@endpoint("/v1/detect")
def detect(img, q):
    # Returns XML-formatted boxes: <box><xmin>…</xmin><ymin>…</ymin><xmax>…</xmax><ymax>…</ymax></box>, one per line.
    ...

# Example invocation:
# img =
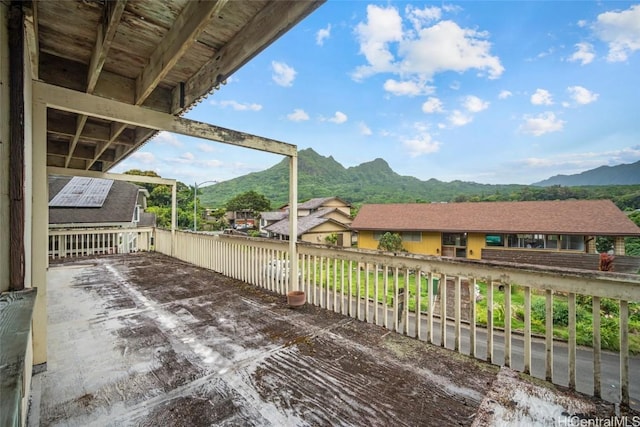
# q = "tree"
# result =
<box><xmin>225</xmin><ymin>191</ymin><xmax>271</xmax><ymax>216</ymax></box>
<box><xmin>377</xmin><ymin>232</ymin><xmax>403</xmax><ymax>252</ymax></box>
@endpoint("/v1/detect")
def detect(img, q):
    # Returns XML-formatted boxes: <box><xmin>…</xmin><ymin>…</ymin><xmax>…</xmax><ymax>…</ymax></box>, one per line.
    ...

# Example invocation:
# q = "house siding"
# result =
<box><xmin>467</xmin><ymin>233</ymin><xmax>485</xmax><ymax>260</ymax></box>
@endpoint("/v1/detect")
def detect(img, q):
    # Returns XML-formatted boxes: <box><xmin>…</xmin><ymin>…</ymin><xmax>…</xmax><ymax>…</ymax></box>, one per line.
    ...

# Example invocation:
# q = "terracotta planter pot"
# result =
<box><xmin>287</xmin><ymin>290</ymin><xmax>306</xmax><ymax>308</ymax></box>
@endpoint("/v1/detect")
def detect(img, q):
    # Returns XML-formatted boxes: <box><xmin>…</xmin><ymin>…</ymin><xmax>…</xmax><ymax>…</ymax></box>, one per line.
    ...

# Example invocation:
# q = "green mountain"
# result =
<box><xmin>533</xmin><ymin>161</ymin><xmax>640</xmax><ymax>186</ymax></box>
<box><xmin>199</xmin><ymin>148</ymin><xmax>525</xmax><ymax>208</ymax></box>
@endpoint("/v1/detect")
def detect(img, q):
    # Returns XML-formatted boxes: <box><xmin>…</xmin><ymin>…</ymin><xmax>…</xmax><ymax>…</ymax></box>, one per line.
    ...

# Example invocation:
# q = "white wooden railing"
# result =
<box><xmin>48</xmin><ymin>227</ymin><xmax>153</xmax><ymax>259</ymax></box>
<box><xmin>161</xmin><ymin>229</ymin><xmax>640</xmax><ymax>407</ymax></box>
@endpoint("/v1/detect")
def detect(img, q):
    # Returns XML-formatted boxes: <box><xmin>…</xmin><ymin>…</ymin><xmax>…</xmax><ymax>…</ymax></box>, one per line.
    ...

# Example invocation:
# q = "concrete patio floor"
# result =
<box><xmin>28</xmin><ymin>252</ymin><xmax>633</xmax><ymax>426</ymax></box>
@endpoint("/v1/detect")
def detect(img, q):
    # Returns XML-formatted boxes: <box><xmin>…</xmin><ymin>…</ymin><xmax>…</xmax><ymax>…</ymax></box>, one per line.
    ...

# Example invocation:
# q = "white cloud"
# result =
<box><xmin>567</xmin><ymin>86</ymin><xmax>599</xmax><ymax>105</ymax></box>
<box><xmin>316</xmin><ymin>24</ymin><xmax>331</xmax><ymax>46</ymax></box>
<box><xmin>383</xmin><ymin>79</ymin><xmax>434</xmax><ymax>96</ymax></box>
<box><xmin>353</xmin><ymin>6</ymin><xmax>503</xmax><ymax>81</ymax></box>
<box><xmin>272</xmin><ymin>61</ymin><xmax>297</xmax><ymax>87</ymax></box>
<box><xmin>448</xmin><ymin>110</ymin><xmax>473</xmax><ymax>127</ymax></box>
<box><xmin>131</xmin><ymin>151</ymin><xmax>156</xmax><ymax>164</ymax></box>
<box><xmin>398</xmin><ymin>20</ymin><xmax>504</xmax><ymax>79</ymax></box>
<box><xmin>463</xmin><ymin>95</ymin><xmax>489</xmax><ymax>113</ymax></box>
<box><xmin>287</xmin><ymin>109</ymin><xmax>309</xmax><ymax>122</ymax></box>
<box><xmin>402</xmin><ymin>128</ymin><xmax>441</xmax><ymax>157</ymax></box>
<box><xmin>422</xmin><ymin>97</ymin><xmax>444</xmax><ymax>113</ymax></box>
<box><xmin>568</xmin><ymin>42</ymin><xmax>595</xmax><ymax>65</ymax></box>
<box><xmin>212</xmin><ymin>100</ymin><xmax>262</xmax><ymax>111</ymax></box>
<box><xmin>179</xmin><ymin>152</ymin><xmax>195</xmax><ymax>162</ymax></box>
<box><xmin>405</xmin><ymin>5</ymin><xmax>442</xmax><ymax>31</ymax></box>
<box><xmin>197</xmin><ymin>143</ymin><xmax>215</xmax><ymax>153</ymax></box>
<box><xmin>352</xmin><ymin>5</ymin><xmax>403</xmax><ymax>80</ymax></box>
<box><xmin>519</xmin><ymin>112</ymin><xmax>565</xmax><ymax>136</ymax></box>
<box><xmin>328</xmin><ymin>111</ymin><xmax>348</xmax><ymax>124</ymax></box>
<box><xmin>522</xmin><ymin>146</ymin><xmax>640</xmax><ymax>170</ymax></box>
<box><xmin>498</xmin><ymin>90</ymin><xmax>513</xmax><ymax>99</ymax></box>
<box><xmin>154</xmin><ymin>131</ymin><xmax>182</xmax><ymax>147</ymax></box>
<box><xmin>531</xmin><ymin>88</ymin><xmax>554</xmax><ymax>106</ymax></box>
<box><xmin>359</xmin><ymin>122</ymin><xmax>372</xmax><ymax>136</ymax></box>
<box><xmin>594</xmin><ymin>4</ymin><xmax>640</xmax><ymax>62</ymax></box>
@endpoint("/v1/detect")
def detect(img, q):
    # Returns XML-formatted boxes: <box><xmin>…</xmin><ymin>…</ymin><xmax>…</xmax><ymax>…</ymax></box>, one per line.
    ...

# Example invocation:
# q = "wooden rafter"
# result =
<box><xmin>89</xmin><ymin>0</ymin><xmax>228</xmax><ymax>170</ymax></box>
<box><xmin>135</xmin><ymin>0</ymin><xmax>229</xmax><ymax>106</ymax></box>
<box><xmin>68</xmin><ymin>0</ymin><xmax>126</xmax><ymax>168</ymax></box>
<box><xmin>179</xmin><ymin>0</ymin><xmax>324</xmax><ymax>111</ymax></box>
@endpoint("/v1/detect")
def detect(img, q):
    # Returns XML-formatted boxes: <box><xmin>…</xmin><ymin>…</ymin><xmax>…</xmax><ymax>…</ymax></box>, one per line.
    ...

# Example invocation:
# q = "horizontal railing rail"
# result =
<box><xmin>156</xmin><ymin>229</ymin><xmax>640</xmax><ymax>407</ymax></box>
<box><xmin>48</xmin><ymin>227</ymin><xmax>154</xmax><ymax>259</ymax></box>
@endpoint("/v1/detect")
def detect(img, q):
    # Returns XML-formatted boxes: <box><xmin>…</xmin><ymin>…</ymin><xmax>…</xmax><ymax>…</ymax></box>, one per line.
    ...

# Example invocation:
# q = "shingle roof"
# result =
<box><xmin>298</xmin><ymin>197</ymin><xmax>349</xmax><ymax>210</ymax></box>
<box><xmin>260</xmin><ymin>211</ymin><xmax>287</xmax><ymax>221</ymax></box>
<box><xmin>265</xmin><ymin>208</ymin><xmax>350</xmax><ymax>237</ymax></box>
<box><xmin>351</xmin><ymin>200</ymin><xmax>640</xmax><ymax>236</ymax></box>
<box><xmin>49</xmin><ymin>176</ymin><xmax>140</xmax><ymax>225</ymax></box>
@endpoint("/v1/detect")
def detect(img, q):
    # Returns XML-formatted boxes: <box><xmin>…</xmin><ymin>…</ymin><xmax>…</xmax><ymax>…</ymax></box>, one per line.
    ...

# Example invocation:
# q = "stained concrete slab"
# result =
<box><xmin>28</xmin><ymin>253</ymin><xmax>633</xmax><ymax>426</ymax></box>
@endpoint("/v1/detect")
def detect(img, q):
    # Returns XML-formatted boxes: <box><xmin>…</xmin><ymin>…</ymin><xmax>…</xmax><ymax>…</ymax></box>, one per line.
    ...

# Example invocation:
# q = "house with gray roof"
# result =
<box><xmin>262</xmin><ymin>197</ymin><xmax>353</xmax><ymax>246</ymax></box>
<box><xmin>49</xmin><ymin>176</ymin><xmax>152</xmax><ymax>229</ymax></box>
<box><xmin>351</xmin><ymin>200</ymin><xmax>640</xmax><ymax>272</ymax></box>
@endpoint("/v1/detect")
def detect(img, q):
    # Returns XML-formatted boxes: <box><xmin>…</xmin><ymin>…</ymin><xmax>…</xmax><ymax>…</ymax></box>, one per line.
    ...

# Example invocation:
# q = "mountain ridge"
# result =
<box><xmin>199</xmin><ymin>149</ymin><xmax>640</xmax><ymax>208</ymax></box>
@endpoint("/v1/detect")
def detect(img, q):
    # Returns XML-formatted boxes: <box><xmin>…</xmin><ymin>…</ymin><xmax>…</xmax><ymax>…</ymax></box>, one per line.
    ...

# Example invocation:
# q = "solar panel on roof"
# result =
<box><xmin>49</xmin><ymin>177</ymin><xmax>114</xmax><ymax>208</ymax></box>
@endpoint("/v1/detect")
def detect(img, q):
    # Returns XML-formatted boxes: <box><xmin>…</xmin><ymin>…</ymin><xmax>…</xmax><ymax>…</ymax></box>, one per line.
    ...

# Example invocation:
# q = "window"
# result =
<box><xmin>402</xmin><ymin>231</ymin><xmax>421</xmax><ymax>242</ymax></box>
<box><xmin>373</xmin><ymin>231</ymin><xmax>388</xmax><ymax>241</ymax></box>
<box><xmin>507</xmin><ymin>234</ymin><xmax>545</xmax><ymax>248</ymax></box>
<box><xmin>133</xmin><ymin>205</ymin><xmax>140</xmax><ymax>223</ymax></box>
<box><xmin>561</xmin><ymin>235</ymin><xmax>584</xmax><ymax>251</ymax></box>
<box><xmin>485</xmin><ymin>234</ymin><xmax>504</xmax><ymax>247</ymax></box>
<box><xmin>442</xmin><ymin>233</ymin><xmax>467</xmax><ymax>246</ymax></box>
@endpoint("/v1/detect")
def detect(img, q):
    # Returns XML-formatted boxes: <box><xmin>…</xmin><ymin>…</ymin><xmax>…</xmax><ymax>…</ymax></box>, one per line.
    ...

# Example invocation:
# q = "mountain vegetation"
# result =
<box><xmin>533</xmin><ymin>160</ymin><xmax>640</xmax><ymax>186</ymax></box>
<box><xmin>199</xmin><ymin>148</ymin><xmax>640</xmax><ymax>211</ymax></box>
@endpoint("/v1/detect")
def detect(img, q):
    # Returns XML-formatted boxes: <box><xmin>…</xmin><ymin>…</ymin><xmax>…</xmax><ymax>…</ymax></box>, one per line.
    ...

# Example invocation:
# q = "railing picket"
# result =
<box><xmin>545</xmin><ymin>289</ymin><xmax>554</xmax><ymax>382</ymax></box>
<box><xmin>568</xmin><ymin>292</ymin><xmax>576</xmax><ymax>390</ymax></box>
<box><xmin>620</xmin><ymin>300</ymin><xmax>629</xmax><ymax>407</ymax></box>
<box><xmin>383</xmin><ymin>266</ymin><xmax>389</xmax><ymax>329</ymax></box>
<box><xmin>374</xmin><ymin>264</ymin><xmax>379</xmax><ymax>325</ymax></box>
<box><xmin>486</xmin><ymin>280</ymin><xmax>493</xmax><ymax>364</ymax></box>
<box><xmin>440</xmin><ymin>274</ymin><xmax>447</xmax><ymax>348</ymax></box>
<box><xmin>365</xmin><ymin>263</ymin><xmax>370</xmax><ymax>322</ymax></box>
<box><xmin>454</xmin><ymin>276</ymin><xmax>461</xmax><ymax>352</ymax></box>
<box><xmin>348</xmin><ymin>260</ymin><xmax>353</xmax><ymax>318</ymax></box>
<box><xmin>427</xmin><ymin>272</ymin><xmax>433</xmax><ymax>344</ymax></box>
<box><xmin>403</xmin><ymin>270</ymin><xmax>409</xmax><ymax>335</ymax></box>
<box><xmin>333</xmin><ymin>258</ymin><xmax>338</xmax><ymax>313</ymax></box>
<box><xmin>415</xmin><ymin>269</ymin><xmax>422</xmax><ymax>340</ymax></box>
<box><xmin>393</xmin><ymin>267</ymin><xmax>399</xmax><ymax>333</ymax></box>
<box><xmin>469</xmin><ymin>278</ymin><xmax>476</xmax><ymax>358</ymax></box>
<box><xmin>504</xmin><ymin>282</ymin><xmax>511</xmax><ymax>368</ymax></box>
<box><xmin>593</xmin><ymin>296</ymin><xmax>601</xmax><ymax>398</ymax></box>
<box><xmin>357</xmin><ymin>264</ymin><xmax>362</xmax><ymax>321</ymax></box>
<box><xmin>340</xmin><ymin>259</ymin><xmax>345</xmax><ymax>315</ymax></box>
<box><xmin>523</xmin><ymin>286</ymin><xmax>531</xmax><ymax>374</ymax></box>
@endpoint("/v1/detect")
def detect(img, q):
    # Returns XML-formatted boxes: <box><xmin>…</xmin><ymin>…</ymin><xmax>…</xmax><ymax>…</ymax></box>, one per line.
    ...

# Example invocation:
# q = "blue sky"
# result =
<box><xmin>113</xmin><ymin>1</ymin><xmax>640</xmax><ymax>187</ymax></box>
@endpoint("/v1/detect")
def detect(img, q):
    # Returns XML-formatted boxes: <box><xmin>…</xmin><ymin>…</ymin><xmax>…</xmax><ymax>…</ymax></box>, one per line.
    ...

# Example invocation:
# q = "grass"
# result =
<box><xmin>299</xmin><ymin>261</ymin><xmax>640</xmax><ymax>354</ymax></box>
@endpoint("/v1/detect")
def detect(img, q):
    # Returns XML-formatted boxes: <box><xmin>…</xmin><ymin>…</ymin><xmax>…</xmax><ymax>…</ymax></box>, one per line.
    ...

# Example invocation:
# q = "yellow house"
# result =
<box><xmin>352</xmin><ymin>200</ymin><xmax>640</xmax><ymax>271</ymax></box>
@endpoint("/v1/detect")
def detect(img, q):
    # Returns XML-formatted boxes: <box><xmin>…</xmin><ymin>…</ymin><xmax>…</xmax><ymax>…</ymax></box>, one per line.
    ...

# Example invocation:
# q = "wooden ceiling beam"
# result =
<box><xmin>69</xmin><ymin>0</ymin><xmax>126</xmax><ymax>167</ymax></box>
<box><xmin>34</xmin><ymin>81</ymin><xmax>297</xmax><ymax>158</ymax></box>
<box><xmin>135</xmin><ymin>0</ymin><xmax>229</xmax><ymax>106</ymax></box>
<box><xmin>87</xmin><ymin>0</ymin><xmax>126</xmax><ymax>93</ymax></box>
<box><xmin>179</xmin><ymin>0</ymin><xmax>324</xmax><ymax>112</ymax></box>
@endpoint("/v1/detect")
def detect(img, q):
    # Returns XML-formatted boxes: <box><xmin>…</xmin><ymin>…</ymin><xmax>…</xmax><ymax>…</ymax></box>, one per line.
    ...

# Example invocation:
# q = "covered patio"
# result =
<box><xmin>29</xmin><ymin>252</ymin><xmax>620</xmax><ymax>426</ymax></box>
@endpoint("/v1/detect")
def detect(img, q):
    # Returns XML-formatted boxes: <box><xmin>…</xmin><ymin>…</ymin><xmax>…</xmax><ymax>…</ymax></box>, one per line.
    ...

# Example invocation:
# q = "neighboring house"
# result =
<box><xmin>225</xmin><ymin>209</ymin><xmax>256</xmax><ymax>229</ymax></box>
<box><xmin>49</xmin><ymin>176</ymin><xmax>151</xmax><ymax>229</ymax></box>
<box><xmin>48</xmin><ymin>176</ymin><xmax>154</xmax><ymax>257</ymax></box>
<box><xmin>351</xmin><ymin>200</ymin><xmax>640</xmax><ymax>272</ymax></box>
<box><xmin>262</xmin><ymin>197</ymin><xmax>353</xmax><ymax>246</ymax></box>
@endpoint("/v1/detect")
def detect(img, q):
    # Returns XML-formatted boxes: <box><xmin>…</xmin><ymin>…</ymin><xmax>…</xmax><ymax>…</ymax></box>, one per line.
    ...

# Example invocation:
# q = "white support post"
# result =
<box><xmin>288</xmin><ymin>154</ymin><xmax>298</xmax><ymax>292</ymax></box>
<box><xmin>31</xmin><ymin>99</ymin><xmax>47</xmax><ymax>366</ymax></box>
<box><xmin>171</xmin><ymin>182</ymin><xmax>177</xmax><ymax>257</ymax></box>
